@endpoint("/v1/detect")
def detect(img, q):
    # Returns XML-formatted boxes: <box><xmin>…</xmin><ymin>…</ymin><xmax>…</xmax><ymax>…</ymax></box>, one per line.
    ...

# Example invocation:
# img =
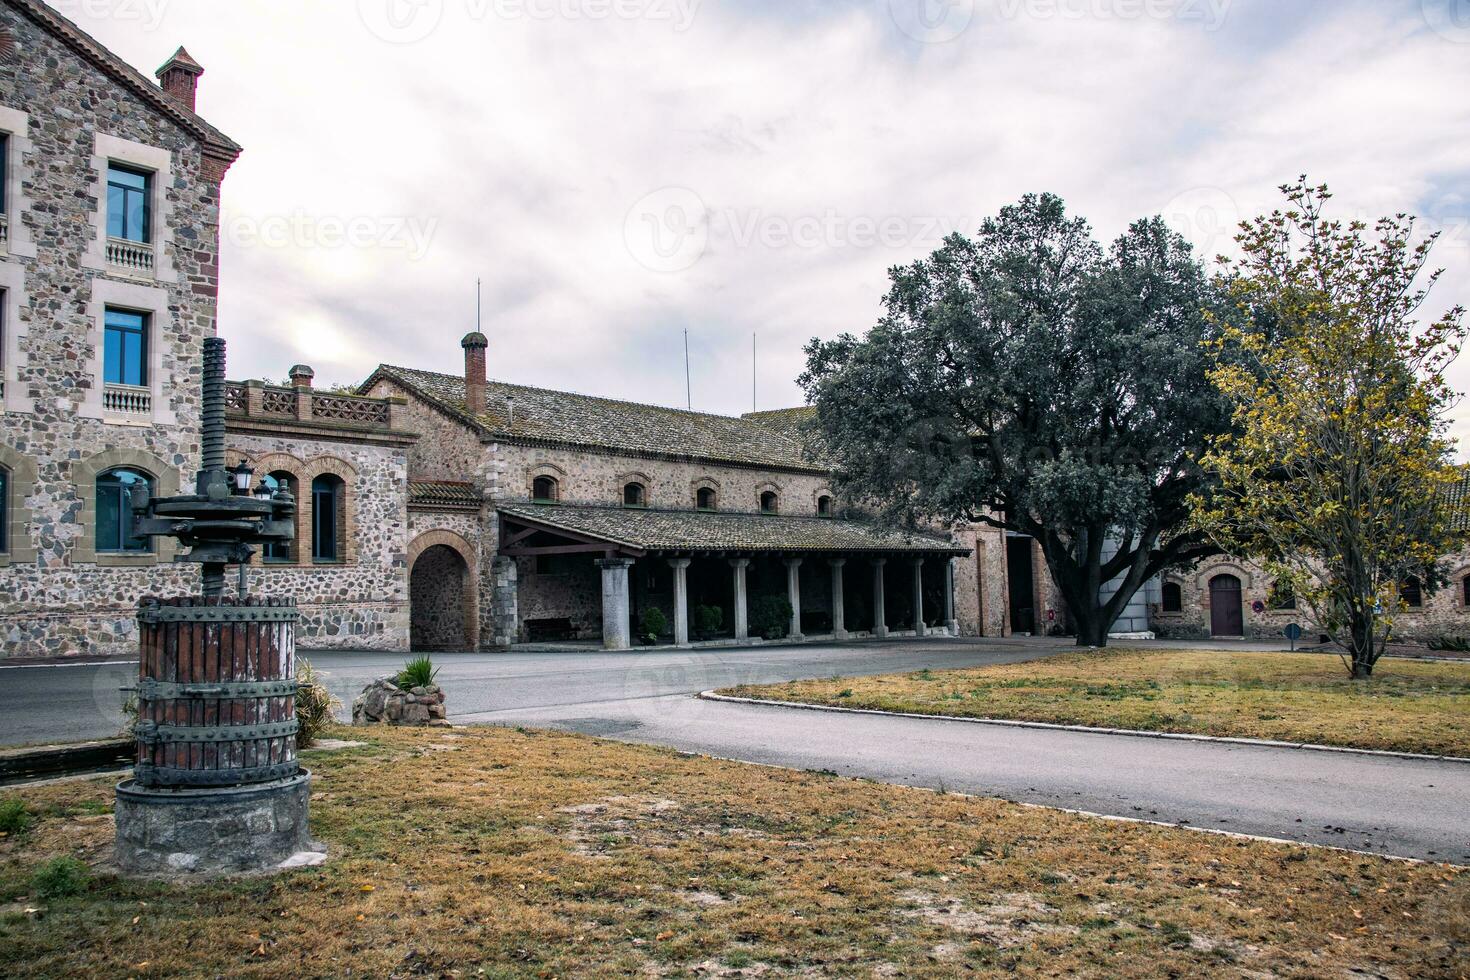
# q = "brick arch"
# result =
<box><xmin>72</xmin><ymin>447</ymin><xmax>181</xmax><ymax>565</ymax></box>
<box><xmin>1193</xmin><ymin>560</ymin><xmax>1256</xmax><ymax>591</ymax></box>
<box><xmin>756</xmin><ymin>481</ymin><xmax>782</xmax><ymax>513</ymax></box>
<box><xmin>615</xmin><ymin>470</ymin><xmax>653</xmax><ymax>506</ymax></box>
<box><xmin>299</xmin><ymin>455</ymin><xmax>359</xmax><ymax>563</ymax></box>
<box><xmin>407</xmin><ymin>529</ymin><xmax>479</xmax><ymax>651</ymax></box>
<box><xmin>0</xmin><ymin>443</ymin><xmax>39</xmax><ymax>565</ymax></box>
<box><xmin>528</xmin><ymin>462</ymin><xmax>566</xmax><ymax>501</ymax></box>
<box><xmin>690</xmin><ymin>476</ymin><xmax>721</xmax><ymax>510</ymax></box>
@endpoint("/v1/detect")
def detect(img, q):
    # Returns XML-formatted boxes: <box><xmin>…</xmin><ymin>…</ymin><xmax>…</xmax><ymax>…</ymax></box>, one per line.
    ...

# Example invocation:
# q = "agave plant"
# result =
<box><xmin>296</xmin><ymin>658</ymin><xmax>342</xmax><ymax>749</ymax></box>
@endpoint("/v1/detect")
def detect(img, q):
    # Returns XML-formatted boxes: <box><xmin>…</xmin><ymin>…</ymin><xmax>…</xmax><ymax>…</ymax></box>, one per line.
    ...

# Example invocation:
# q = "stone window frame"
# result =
<box><xmin>81</xmin><ymin>132</ymin><xmax>178</xmax><ymax>285</ymax></box>
<box><xmin>1158</xmin><ymin>579</ymin><xmax>1184</xmax><ymax>615</ymax></box>
<box><xmin>812</xmin><ymin>486</ymin><xmax>835</xmax><ymax>517</ymax></box>
<box><xmin>0</xmin><ymin>259</ymin><xmax>32</xmax><ymax>414</ymax></box>
<box><xmin>756</xmin><ymin>481</ymin><xmax>782</xmax><ymax>515</ymax></box>
<box><xmin>0</xmin><ymin>443</ymin><xmax>37</xmax><ymax>567</ymax></box>
<box><xmin>235</xmin><ymin>451</ymin><xmax>308</xmax><ymax>567</ymax></box>
<box><xmin>616</xmin><ymin>470</ymin><xmax>652</xmax><ymax>509</ymax></box>
<box><xmin>0</xmin><ymin>104</ymin><xmax>38</xmax><ymax>260</ymax></box>
<box><xmin>408</xmin><ymin>528</ymin><xmax>480</xmax><ymax>650</ymax></box>
<box><xmin>691</xmin><ymin>477</ymin><xmax>720</xmax><ymax>511</ymax></box>
<box><xmin>528</xmin><ymin>462</ymin><xmax>566</xmax><ymax>503</ymax></box>
<box><xmin>1452</xmin><ymin>564</ymin><xmax>1470</xmax><ymax>608</ymax></box>
<box><xmin>72</xmin><ymin>448</ymin><xmax>180</xmax><ymax>566</ymax></box>
<box><xmin>302</xmin><ymin>455</ymin><xmax>359</xmax><ymax>565</ymax></box>
<box><xmin>79</xmin><ymin>278</ymin><xmax>177</xmax><ymax>426</ymax></box>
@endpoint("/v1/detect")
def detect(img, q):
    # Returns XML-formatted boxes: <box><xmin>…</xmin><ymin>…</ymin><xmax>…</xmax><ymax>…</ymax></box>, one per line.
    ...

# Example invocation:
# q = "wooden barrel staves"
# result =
<box><xmin>132</xmin><ymin>596</ymin><xmax>301</xmax><ymax>788</ymax></box>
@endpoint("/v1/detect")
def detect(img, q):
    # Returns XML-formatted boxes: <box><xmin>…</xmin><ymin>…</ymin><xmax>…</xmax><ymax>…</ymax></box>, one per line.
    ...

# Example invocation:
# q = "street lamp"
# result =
<box><xmin>253</xmin><ymin>478</ymin><xmax>274</xmax><ymax>501</ymax></box>
<box><xmin>229</xmin><ymin>458</ymin><xmax>255</xmax><ymax>496</ymax></box>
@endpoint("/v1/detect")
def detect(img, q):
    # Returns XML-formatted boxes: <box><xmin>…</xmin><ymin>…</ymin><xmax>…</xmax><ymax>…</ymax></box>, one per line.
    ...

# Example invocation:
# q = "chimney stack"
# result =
<box><xmin>288</xmin><ymin>364</ymin><xmax>315</xmax><ymax>389</ymax></box>
<box><xmin>156</xmin><ymin>46</ymin><xmax>205</xmax><ymax>113</ymax></box>
<box><xmin>461</xmin><ymin>332</ymin><xmax>488</xmax><ymax>416</ymax></box>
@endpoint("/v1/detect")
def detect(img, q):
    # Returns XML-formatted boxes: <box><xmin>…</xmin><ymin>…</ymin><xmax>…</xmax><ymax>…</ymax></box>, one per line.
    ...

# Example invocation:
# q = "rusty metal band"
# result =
<box><xmin>134</xmin><ymin>719</ymin><xmax>300</xmax><ymax>744</ymax></box>
<box><xmin>127</xmin><ymin>679</ymin><xmax>299</xmax><ymax>700</ymax></box>
<box><xmin>136</xmin><ymin>605</ymin><xmax>300</xmax><ymax>624</ymax></box>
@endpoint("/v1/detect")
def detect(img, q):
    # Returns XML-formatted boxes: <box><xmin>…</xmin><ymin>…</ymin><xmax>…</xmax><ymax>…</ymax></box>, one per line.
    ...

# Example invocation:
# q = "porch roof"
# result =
<box><xmin>497</xmin><ymin>502</ymin><xmax>968</xmax><ymax>557</ymax></box>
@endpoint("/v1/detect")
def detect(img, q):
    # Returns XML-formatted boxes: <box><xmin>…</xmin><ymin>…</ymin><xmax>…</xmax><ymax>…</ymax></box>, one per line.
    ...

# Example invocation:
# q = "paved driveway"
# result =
<box><xmin>5</xmin><ymin>637</ymin><xmax>1467</xmax><ymax>862</ymax></box>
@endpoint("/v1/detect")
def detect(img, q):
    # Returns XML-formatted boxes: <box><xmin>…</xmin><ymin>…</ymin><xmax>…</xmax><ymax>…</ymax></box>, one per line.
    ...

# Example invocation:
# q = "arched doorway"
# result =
<box><xmin>410</xmin><ymin>544</ymin><xmax>474</xmax><ymax>651</ymax></box>
<box><xmin>1209</xmin><ymin>574</ymin><xmax>1244</xmax><ymax>637</ymax></box>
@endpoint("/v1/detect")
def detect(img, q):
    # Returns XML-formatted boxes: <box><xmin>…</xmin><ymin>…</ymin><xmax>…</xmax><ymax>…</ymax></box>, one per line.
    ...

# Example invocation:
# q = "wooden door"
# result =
<box><xmin>1209</xmin><ymin>574</ymin><xmax>1244</xmax><ymax>637</ymax></box>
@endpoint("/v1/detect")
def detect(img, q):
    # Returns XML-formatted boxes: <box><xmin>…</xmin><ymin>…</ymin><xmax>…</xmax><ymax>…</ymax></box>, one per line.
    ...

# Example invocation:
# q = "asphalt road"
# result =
<box><xmin>4</xmin><ymin>637</ymin><xmax>1466</xmax><ymax>863</ymax></box>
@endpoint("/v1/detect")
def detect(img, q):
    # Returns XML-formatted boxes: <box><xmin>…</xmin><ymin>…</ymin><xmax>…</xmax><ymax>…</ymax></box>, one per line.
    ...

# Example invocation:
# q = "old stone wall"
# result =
<box><xmin>0</xmin><ymin>10</ymin><xmax>230</xmax><ymax>659</ymax></box>
<box><xmin>228</xmin><ymin>435</ymin><xmax>410</xmax><ymax>651</ymax></box>
<box><xmin>365</xmin><ymin>379</ymin><xmax>487</xmax><ymax>484</ymax></box>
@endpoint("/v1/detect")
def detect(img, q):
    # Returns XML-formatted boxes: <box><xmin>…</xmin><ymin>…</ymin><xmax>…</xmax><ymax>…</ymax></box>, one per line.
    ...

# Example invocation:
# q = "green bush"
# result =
<box><xmin>694</xmin><ymin>604</ymin><xmax>724</xmax><ymax>635</ymax></box>
<box><xmin>397</xmin><ymin>655</ymin><xmax>439</xmax><ymax>690</ymax></box>
<box><xmin>1428</xmin><ymin>636</ymin><xmax>1470</xmax><ymax>652</ymax></box>
<box><xmin>640</xmin><ymin>607</ymin><xmax>668</xmax><ymax>643</ymax></box>
<box><xmin>750</xmin><ymin>596</ymin><xmax>793</xmax><ymax>640</ymax></box>
<box><xmin>31</xmin><ymin>856</ymin><xmax>90</xmax><ymax>899</ymax></box>
<box><xmin>295</xmin><ymin>658</ymin><xmax>342</xmax><ymax>749</ymax></box>
<box><xmin>0</xmin><ymin>798</ymin><xmax>30</xmax><ymax>835</ymax></box>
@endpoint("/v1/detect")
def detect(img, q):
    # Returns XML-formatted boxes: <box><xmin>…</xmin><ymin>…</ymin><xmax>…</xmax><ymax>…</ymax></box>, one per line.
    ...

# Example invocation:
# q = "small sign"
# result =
<box><xmin>1047</xmin><ymin>609</ymin><xmax>1056</xmax><ymax>623</ymax></box>
<box><xmin>1283</xmin><ymin>623</ymin><xmax>1303</xmax><ymax>651</ymax></box>
<box><xmin>1251</xmin><ymin>600</ymin><xmax>1266</xmax><ymax>613</ymax></box>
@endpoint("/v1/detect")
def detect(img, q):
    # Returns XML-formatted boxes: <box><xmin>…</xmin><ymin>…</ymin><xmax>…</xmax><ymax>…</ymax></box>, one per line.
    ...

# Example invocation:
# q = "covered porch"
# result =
<box><xmin>497</xmin><ymin>503</ymin><xmax>969</xmax><ymax>651</ymax></box>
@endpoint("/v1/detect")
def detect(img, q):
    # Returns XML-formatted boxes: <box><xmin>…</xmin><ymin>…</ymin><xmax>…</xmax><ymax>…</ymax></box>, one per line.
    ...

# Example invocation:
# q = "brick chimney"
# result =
<box><xmin>156</xmin><ymin>46</ymin><xmax>205</xmax><ymax>113</ymax></box>
<box><xmin>288</xmin><ymin>364</ymin><xmax>315</xmax><ymax>389</ymax></box>
<box><xmin>461</xmin><ymin>332</ymin><xmax>488</xmax><ymax>416</ymax></box>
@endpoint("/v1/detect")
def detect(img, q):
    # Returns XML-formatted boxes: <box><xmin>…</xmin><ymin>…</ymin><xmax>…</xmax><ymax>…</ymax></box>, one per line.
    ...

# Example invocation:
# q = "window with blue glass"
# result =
<box><xmin>0</xmin><ymin>133</ymin><xmax>8</xmax><ymax>216</ymax></box>
<box><xmin>103</xmin><ymin>308</ymin><xmax>148</xmax><ymax>387</ymax></box>
<box><xmin>0</xmin><ymin>467</ymin><xmax>9</xmax><ymax>555</ymax></box>
<box><xmin>106</xmin><ymin>163</ymin><xmax>152</xmax><ymax>243</ymax></box>
<box><xmin>262</xmin><ymin>472</ymin><xmax>294</xmax><ymax>562</ymax></box>
<box><xmin>96</xmin><ymin>468</ymin><xmax>153</xmax><ymax>553</ymax></box>
<box><xmin>312</xmin><ymin>474</ymin><xmax>344</xmax><ymax>562</ymax></box>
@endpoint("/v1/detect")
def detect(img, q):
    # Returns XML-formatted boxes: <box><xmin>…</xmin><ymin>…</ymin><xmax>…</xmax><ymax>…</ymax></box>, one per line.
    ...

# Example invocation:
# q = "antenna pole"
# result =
<box><xmin>684</xmin><ymin>329</ymin><xmax>692</xmax><ymax>410</ymax></box>
<box><xmin>476</xmin><ymin>278</ymin><xmax>482</xmax><ymax>332</ymax></box>
<box><xmin>752</xmin><ymin>332</ymin><xmax>756</xmax><ymax>413</ymax></box>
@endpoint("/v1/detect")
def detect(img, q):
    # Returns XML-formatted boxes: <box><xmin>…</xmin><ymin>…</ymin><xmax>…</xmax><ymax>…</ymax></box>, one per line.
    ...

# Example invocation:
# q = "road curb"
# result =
<box><xmin>697</xmin><ymin>691</ymin><xmax>1470</xmax><ymax>765</ymax></box>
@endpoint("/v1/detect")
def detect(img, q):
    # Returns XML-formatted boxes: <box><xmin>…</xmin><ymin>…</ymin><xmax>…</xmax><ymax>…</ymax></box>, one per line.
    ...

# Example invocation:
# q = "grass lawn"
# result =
<box><xmin>720</xmin><ymin>649</ymin><xmax>1470</xmax><ymax>757</ymax></box>
<box><xmin>1</xmin><ymin>726</ymin><xmax>1467</xmax><ymax>978</ymax></box>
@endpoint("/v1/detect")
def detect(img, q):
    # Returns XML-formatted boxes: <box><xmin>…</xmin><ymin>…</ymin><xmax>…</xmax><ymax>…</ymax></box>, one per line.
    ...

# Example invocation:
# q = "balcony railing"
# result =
<box><xmin>224</xmin><ymin>381</ymin><xmax>398</xmax><ymax>431</ymax></box>
<box><xmin>103</xmin><ymin>383</ymin><xmax>152</xmax><ymax>416</ymax></box>
<box><xmin>106</xmin><ymin>236</ymin><xmax>155</xmax><ymax>276</ymax></box>
<box><xmin>0</xmin><ymin>213</ymin><xmax>9</xmax><ymax>250</ymax></box>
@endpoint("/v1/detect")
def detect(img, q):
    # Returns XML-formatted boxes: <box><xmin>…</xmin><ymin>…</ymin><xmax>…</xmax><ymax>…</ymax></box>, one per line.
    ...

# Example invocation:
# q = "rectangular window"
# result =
<box><xmin>312</xmin><ymin>483</ymin><xmax>338</xmax><ymax>561</ymax></box>
<box><xmin>0</xmin><ymin>467</ymin><xmax>8</xmax><ymax>554</ymax></box>
<box><xmin>0</xmin><ymin>132</ymin><xmax>8</xmax><ymax>216</ymax></box>
<box><xmin>103</xmin><ymin>308</ymin><xmax>148</xmax><ymax>386</ymax></box>
<box><xmin>106</xmin><ymin>163</ymin><xmax>151</xmax><ymax>243</ymax></box>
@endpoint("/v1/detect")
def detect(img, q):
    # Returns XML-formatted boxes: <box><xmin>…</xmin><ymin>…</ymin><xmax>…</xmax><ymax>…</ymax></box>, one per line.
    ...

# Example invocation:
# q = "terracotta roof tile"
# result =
<box><xmin>409</xmin><ymin>481</ymin><xmax>482</xmax><ymax>510</ymax></box>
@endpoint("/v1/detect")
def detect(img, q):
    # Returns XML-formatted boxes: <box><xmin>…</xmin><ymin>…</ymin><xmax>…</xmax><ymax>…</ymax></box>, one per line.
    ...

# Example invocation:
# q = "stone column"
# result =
<box><xmin>669</xmin><ymin>557</ymin><xmax>692</xmax><ymax>648</ymax></box>
<box><xmin>596</xmin><ymin>558</ymin><xmax>635</xmax><ymax>650</ymax></box>
<box><xmin>829</xmin><ymin>559</ymin><xmax>848</xmax><ymax>639</ymax></box>
<box><xmin>945</xmin><ymin>557</ymin><xmax>958</xmax><ymax>636</ymax></box>
<box><xmin>784</xmin><ymin>558</ymin><xmax>804</xmax><ymax>641</ymax></box>
<box><xmin>730</xmin><ymin>558</ymin><xmax>751</xmax><ymax>642</ymax></box>
<box><xmin>872</xmin><ymin>558</ymin><xmax>888</xmax><ymax>638</ymax></box>
<box><xmin>911</xmin><ymin>558</ymin><xmax>927</xmax><ymax>636</ymax></box>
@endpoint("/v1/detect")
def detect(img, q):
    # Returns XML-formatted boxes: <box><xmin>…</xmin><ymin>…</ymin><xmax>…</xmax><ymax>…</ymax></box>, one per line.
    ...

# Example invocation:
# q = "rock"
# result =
<box><xmin>352</xmin><ymin>677</ymin><xmax>447</xmax><ymax>728</ymax></box>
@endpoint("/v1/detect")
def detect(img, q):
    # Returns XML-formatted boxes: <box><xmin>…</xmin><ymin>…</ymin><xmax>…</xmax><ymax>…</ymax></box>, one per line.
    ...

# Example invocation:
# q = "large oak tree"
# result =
<box><xmin>801</xmin><ymin>193</ymin><xmax>1228</xmax><ymax>646</ymax></box>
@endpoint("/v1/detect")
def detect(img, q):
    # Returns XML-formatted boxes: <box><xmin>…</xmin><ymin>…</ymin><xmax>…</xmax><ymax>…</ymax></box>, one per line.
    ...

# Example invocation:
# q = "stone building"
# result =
<box><xmin>0</xmin><ymin>0</ymin><xmax>241</xmax><ymax>658</ymax></box>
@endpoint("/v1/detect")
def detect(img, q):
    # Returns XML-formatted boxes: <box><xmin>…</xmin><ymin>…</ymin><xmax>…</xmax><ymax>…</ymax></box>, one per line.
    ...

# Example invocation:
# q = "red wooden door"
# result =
<box><xmin>1209</xmin><ymin>574</ymin><xmax>1244</xmax><ymax>637</ymax></box>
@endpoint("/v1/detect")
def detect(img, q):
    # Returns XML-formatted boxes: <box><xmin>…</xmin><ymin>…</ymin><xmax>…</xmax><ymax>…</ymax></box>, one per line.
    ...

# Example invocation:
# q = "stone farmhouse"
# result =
<box><xmin>3</xmin><ymin>0</ymin><xmax>1466</xmax><ymax>660</ymax></box>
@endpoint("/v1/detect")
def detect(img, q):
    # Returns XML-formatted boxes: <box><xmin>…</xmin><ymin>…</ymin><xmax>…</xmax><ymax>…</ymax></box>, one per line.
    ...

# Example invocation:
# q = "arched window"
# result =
<box><xmin>623</xmin><ymin>482</ymin><xmax>646</xmax><ymax>508</ymax></box>
<box><xmin>262</xmin><ymin>471</ymin><xmax>295</xmax><ymax>562</ymax></box>
<box><xmin>96</xmin><ymin>467</ymin><xmax>153</xmax><ymax>553</ymax></box>
<box><xmin>816</xmin><ymin>494</ymin><xmax>833</xmax><ymax>517</ymax></box>
<box><xmin>532</xmin><ymin>476</ymin><xmax>558</xmax><ymax>503</ymax></box>
<box><xmin>0</xmin><ymin>466</ymin><xmax>9</xmax><ymax>555</ymax></box>
<box><xmin>1400</xmin><ymin>576</ymin><xmax>1423</xmax><ymax>608</ymax></box>
<box><xmin>311</xmin><ymin>473</ymin><xmax>344</xmax><ymax>563</ymax></box>
<box><xmin>760</xmin><ymin>490</ymin><xmax>779</xmax><ymax>514</ymax></box>
<box><xmin>696</xmin><ymin>486</ymin><xmax>717</xmax><ymax>511</ymax></box>
<box><xmin>1161</xmin><ymin>581</ymin><xmax>1182</xmax><ymax>613</ymax></box>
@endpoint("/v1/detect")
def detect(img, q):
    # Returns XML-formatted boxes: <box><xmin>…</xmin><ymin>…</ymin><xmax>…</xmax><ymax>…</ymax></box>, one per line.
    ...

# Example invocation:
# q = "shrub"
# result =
<box><xmin>0</xmin><ymin>798</ymin><xmax>30</xmax><ymax>835</ymax></box>
<box><xmin>398</xmin><ymin>655</ymin><xmax>439</xmax><ymax>690</ymax></box>
<box><xmin>1428</xmin><ymin>636</ymin><xmax>1470</xmax><ymax>653</ymax></box>
<box><xmin>750</xmin><ymin>596</ymin><xmax>793</xmax><ymax>640</ymax></box>
<box><xmin>295</xmin><ymin>658</ymin><xmax>342</xmax><ymax>749</ymax></box>
<box><xmin>694</xmin><ymin>604</ymin><xmax>723</xmax><ymax>635</ymax></box>
<box><xmin>31</xmin><ymin>856</ymin><xmax>90</xmax><ymax>899</ymax></box>
<box><xmin>640</xmin><ymin>607</ymin><xmax>668</xmax><ymax>643</ymax></box>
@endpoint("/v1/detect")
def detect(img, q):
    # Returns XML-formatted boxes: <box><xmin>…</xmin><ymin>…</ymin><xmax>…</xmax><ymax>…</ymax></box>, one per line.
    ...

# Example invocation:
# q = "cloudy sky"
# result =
<box><xmin>64</xmin><ymin>0</ymin><xmax>1470</xmax><ymax>436</ymax></box>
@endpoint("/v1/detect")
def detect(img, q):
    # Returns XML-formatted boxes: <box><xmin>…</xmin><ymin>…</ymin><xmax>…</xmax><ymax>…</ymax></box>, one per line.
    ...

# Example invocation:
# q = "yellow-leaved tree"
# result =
<box><xmin>1195</xmin><ymin>180</ymin><xmax>1466</xmax><ymax>678</ymax></box>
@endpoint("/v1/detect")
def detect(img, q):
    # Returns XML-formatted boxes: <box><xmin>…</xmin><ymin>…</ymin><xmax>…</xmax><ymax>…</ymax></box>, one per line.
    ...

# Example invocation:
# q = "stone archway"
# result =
<box><xmin>408</xmin><ymin>531</ymin><xmax>478</xmax><ymax>652</ymax></box>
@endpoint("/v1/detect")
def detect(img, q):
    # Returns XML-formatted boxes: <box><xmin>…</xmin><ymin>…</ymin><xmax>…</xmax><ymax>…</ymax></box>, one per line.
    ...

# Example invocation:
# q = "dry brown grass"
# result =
<box><xmin>1</xmin><ymin>724</ymin><xmax>1466</xmax><ymax>978</ymax></box>
<box><xmin>722</xmin><ymin>649</ymin><xmax>1470</xmax><ymax>757</ymax></box>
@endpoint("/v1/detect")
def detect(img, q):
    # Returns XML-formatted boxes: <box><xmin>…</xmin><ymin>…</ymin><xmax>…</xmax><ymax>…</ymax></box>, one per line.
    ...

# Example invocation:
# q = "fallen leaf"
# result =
<box><xmin>656</xmin><ymin>931</ymin><xmax>674</xmax><ymax>941</ymax></box>
<box><xmin>360</xmin><ymin>885</ymin><xmax>375</xmax><ymax>893</ymax></box>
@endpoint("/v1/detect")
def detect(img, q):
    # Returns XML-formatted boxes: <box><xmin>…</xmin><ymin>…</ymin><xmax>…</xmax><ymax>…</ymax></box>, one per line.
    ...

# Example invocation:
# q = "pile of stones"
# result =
<box><xmin>352</xmin><ymin>677</ymin><xmax>448</xmax><ymax>727</ymax></box>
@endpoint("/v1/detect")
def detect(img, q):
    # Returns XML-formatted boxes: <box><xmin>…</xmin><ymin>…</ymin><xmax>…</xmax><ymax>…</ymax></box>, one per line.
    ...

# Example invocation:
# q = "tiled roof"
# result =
<box><xmin>742</xmin><ymin>406</ymin><xmax>818</xmax><ymax>442</ymax></box>
<box><xmin>367</xmin><ymin>365</ymin><xmax>826</xmax><ymax>473</ymax></box>
<box><xmin>409</xmin><ymin>481</ymin><xmax>482</xmax><ymax>510</ymax></box>
<box><xmin>1445</xmin><ymin>469</ymin><xmax>1470</xmax><ymax>534</ymax></box>
<box><xmin>497</xmin><ymin>502</ymin><xmax>967</xmax><ymax>556</ymax></box>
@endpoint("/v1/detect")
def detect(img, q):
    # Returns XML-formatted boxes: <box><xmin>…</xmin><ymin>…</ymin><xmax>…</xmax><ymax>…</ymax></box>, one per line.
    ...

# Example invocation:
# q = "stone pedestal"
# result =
<box><xmin>114</xmin><ymin>771</ymin><xmax>317</xmax><ymax>876</ymax></box>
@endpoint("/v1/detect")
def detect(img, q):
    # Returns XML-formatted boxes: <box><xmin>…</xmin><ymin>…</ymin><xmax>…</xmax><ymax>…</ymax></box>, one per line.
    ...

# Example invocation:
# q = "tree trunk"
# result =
<box><xmin>1073</xmin><ymin>609</ymin><xmax>1110</xmax><ymax>648</ymax></box>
